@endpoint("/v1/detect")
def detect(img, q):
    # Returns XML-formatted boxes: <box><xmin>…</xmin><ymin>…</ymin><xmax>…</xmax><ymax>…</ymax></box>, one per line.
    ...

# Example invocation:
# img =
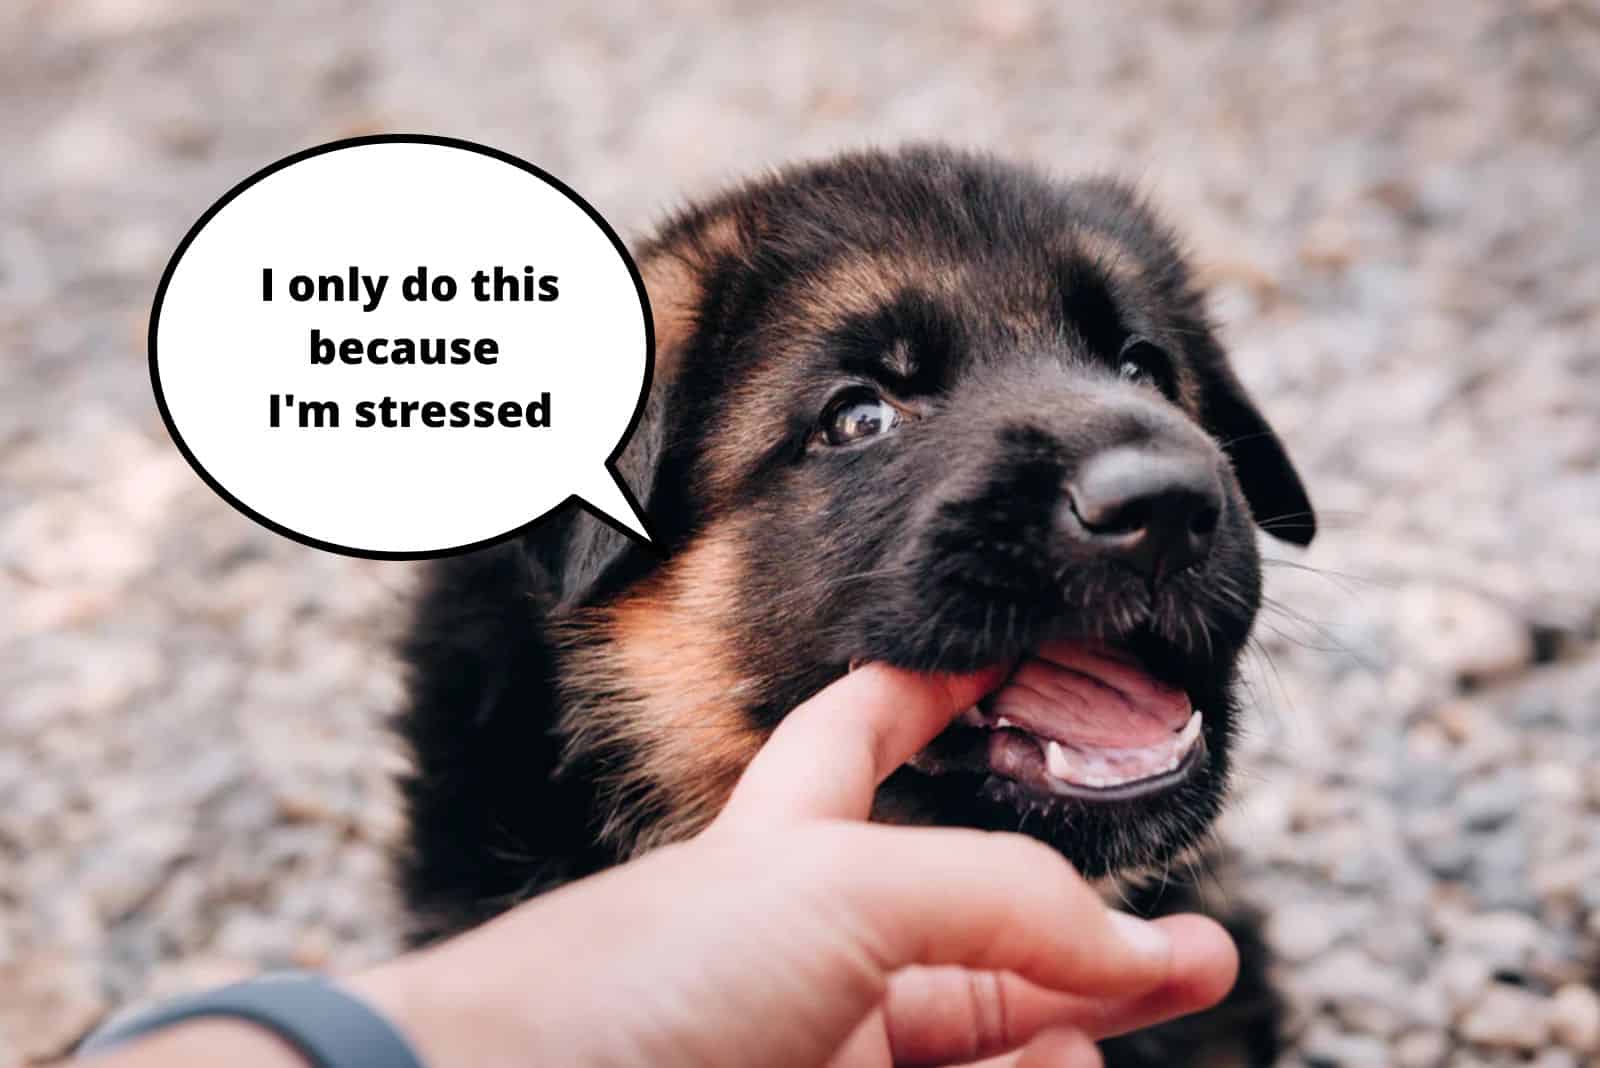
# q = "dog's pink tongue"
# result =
<box><xmin>987</xmin><ymin>641</ymin><xmax>1191</xmax><ymax>748</ymax></box>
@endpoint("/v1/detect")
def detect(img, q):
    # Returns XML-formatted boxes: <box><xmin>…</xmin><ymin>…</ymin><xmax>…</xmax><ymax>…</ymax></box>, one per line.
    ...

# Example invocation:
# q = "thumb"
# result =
<box><xmin>718</xmin><ymin>662</ymin><xmax>1006</xmax><ymax>826</ymax></box>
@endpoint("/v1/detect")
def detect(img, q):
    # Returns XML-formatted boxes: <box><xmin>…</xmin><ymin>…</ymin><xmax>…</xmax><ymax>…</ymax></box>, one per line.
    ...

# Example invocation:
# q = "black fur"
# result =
<box><xmin>393</xmin><ymin>146</ymin><xmax>1313</xmax><ymax>1062</ymax></box>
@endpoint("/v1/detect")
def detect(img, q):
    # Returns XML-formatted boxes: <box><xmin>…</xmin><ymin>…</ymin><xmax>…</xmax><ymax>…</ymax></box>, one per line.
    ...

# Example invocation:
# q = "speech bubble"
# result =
<box><xmin>150</xmin><ymin>135</ymin><xmax>655</xmax><ymax>558</ymax></box>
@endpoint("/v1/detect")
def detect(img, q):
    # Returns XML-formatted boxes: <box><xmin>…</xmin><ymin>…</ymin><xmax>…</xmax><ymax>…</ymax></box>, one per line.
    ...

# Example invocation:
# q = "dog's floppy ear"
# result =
<box><xmin>538</xmin><ymin>387</ymin><xmax>669</xmax><ymax>608</ymax></box>
<box><xmin>1192</xmin><ymin>337</ymin><xmax>1316</xmax><ymax>545</ymax></box>
<box><xmin>532</xmin><ymin>215</ymin><xmax>733</xmax><ymax>606</ymax></box>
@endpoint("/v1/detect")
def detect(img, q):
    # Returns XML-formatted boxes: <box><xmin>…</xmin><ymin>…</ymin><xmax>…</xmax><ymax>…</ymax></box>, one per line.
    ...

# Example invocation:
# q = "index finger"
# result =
<box><xmin>717</xmin><ymin>662</ymin><xmax>1007</xmax><ymax>826</ymax></box>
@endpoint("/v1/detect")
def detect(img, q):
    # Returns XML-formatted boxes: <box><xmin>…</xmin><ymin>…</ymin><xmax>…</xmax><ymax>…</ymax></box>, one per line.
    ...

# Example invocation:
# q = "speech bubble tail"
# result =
<box><xmin>577</xmin><ymin>467</ymin><xmax>655</xmax><ymax>546</ymax></box>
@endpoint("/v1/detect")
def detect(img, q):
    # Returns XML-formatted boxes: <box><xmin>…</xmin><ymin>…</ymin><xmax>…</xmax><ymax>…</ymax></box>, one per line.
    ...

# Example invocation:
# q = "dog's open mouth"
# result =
<box><xmin>909</xmin><ymin>641</ymin><xmax>1205</xmax><ymax>802</ymax></box>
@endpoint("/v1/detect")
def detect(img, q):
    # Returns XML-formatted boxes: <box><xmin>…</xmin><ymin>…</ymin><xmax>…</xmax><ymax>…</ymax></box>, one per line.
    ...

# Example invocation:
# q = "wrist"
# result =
<box><xmin>344</xmin><ymin>951</ymin><xmax>519</xmax><ymax>1068</ymax></box>
<box><xmin>85</xmin><ymin>1018</ymin><xmax>311</xmax><ymax>1068</ymax></box>
<box><xmin>78</xmin><ymin>972</ymin><xmax>431</xmax><ymax>1068</ymax></box>
<box><xmin>341</xmin><ymin>960</ymin><xmax>441</xmax><ymax>1068</ymax></box>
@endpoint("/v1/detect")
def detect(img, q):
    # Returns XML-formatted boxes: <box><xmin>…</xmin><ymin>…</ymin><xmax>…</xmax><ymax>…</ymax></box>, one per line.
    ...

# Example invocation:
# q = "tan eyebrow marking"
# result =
<box><xmin>880</xmin><ymin>337</ymin><xmax>918</xmax><ymax>379</ymax></box>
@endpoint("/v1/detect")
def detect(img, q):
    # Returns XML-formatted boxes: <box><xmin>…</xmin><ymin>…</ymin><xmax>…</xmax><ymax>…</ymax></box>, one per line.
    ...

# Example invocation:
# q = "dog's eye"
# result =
<box><xmin>820</xmin><ymin>389</ymin><xmax>902</xmax><ymax>446</ymax></box>
<box><xmin>1117</xmin><ymin>337</ymin><xmax>1176</xmax><ymax>397</ymax></box>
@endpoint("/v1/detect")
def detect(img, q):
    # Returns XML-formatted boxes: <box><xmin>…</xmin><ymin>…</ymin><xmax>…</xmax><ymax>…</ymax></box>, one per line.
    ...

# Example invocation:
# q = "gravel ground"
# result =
<box><xmin>3</xmin><ymin>1</ymin><xmax>1599</xmax><ymax>1064</ymax></box>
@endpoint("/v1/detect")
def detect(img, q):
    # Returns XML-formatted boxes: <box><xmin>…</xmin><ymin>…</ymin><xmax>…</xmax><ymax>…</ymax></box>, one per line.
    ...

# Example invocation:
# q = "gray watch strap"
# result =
<box><xmin>77</xmin><ymin>972</ymin><xmax>428</xmax><ymax>1068</ymax></box>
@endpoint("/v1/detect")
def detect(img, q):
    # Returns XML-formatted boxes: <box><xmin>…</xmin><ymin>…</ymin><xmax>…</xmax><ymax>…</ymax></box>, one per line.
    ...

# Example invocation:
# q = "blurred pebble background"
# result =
<box><xmin>2</xmin><ymin>1</ymin><xmax>1598</xmax><ymax>1063</ymax></box>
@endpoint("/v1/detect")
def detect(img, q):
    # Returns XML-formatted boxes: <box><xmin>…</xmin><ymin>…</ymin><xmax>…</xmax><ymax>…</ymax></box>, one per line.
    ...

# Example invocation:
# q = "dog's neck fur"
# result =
<box><xmin>552</xmin><ymin>519</ymin><xmax>765</xmax><ymax>857</ymax></box>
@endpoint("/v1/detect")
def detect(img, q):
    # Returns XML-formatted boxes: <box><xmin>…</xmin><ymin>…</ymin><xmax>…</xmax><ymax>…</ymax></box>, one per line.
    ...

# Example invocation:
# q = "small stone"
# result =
<box><xmin>1269</xmin><ymin>902</ymin><xmax>1345</xmax><ymax>963</ymax></box>
<box><xmin>1406</xmin><ymin>984</ymin><xmax>1454</xmax><ymax>1030</ymax></box>
<box><xmin>1339</xmin><ymin>996</ymin><xmax>1409</xmax><ymax>1038</ymax></box>
<box><xmin>1532</xmin><ymin>853</ymin><xmax>1600</xmax><ymax>906</ymax></box>
<box><xmin>1406</xmin><ymin>721</ymin><xmax>1454</xmax><ymax>760</ymax></box>
<box><xmin>1458</xmin><ymin>983</ymin><xmax>1552</xmax><ymax>1051</ymax></box>
<box><xmin>273</xmin><ymin>779</ymin><xmax>338</xmax><ymax>824</ymax></box>
<box><xmin>1456</xmin><ymin>775</ymin><xmax>1526</xmax><ymax>833</ymax></box>
<box><xmin>1395</xmin><ymin>758</ymin><xmax>1459</xmax><ymax>807</ymax></box>
<box><xmin>292</xmin><ymin>927</ymin><xmax>335</xmax><ymax>969</ymax></box>
<box><xmin>81</xmin><ymin>822</ymin><xmax>191</xmax><ymax>922</ymax></box>
<box><xmin>1395</xmin><ymin>585</ymin><xmax>1535</xmax><ymax>688</ymax></box>
<box><xmin>1434</xmin><ymin>700</ymin><xmax>1484</xmax><ymax>744</ymax></box>
<box><xmin>1299</xmin><ymin>1020</ymin><xmax>1391</xmax><ymax>1068</ymax></box>
<box><xmin>1394</xmin><ymin>1028</ymin><xmax>1450</xmax><ymax>1068</ymax></box>
<box><xmin>1450</xmin><ymin>910</ymin><xmax>1543</xmax><ymax>973</ymax></box>
<box><xmin>213</xmin><ymin>911</ymin><xmax>291</xmax><ymax>963</ymax></box>
<box><xmin>1469</xmin><ymin>832</ymin><xmax>1536</xmax><ymax>914</ymax></box>
<box><xmin>1526</xmin><ymin>1050</ymin><xmax>1581</xmax><ymax>1068</ymax></box>
<box><xmin>1293</xmin><ymin>946</ymin><xmax>1412</xmax><ymax>1038</ymax></box>
<box><xmin>1411</xmin><ymin>819</ymin><xmax>1475</xmax><ymax>879</ymax></box>
<box><xmin>1434</xmin><ymin>952</ymin><xmax>1494</xmax><ymax>1012</ymax></box>
<box><xmin>1299</xmin><ymin>214</ymin><xmax>1358</xmax><ymax>271</ymax></box>
<box><xmin>1365</xmin><ymin>915</ymin><xmax>1435</xmax><ymax>969</ymax></box>
<box><xmin>141</xmin><ymin>956</ymin><xmax>257</xmax><ymax>1002</ymax></box>
<box><xmin>0</xmin><ymin>951</ymin><xmax>108</xmax><ymax>1061</ymax></box>
<box><xmin>1529</xmin><ymin>761</ymin><xmax>1583</xmax><ymax>804</ymax></box>
<box><xmin>1547</xmin><ymin>983</ymin><xmax>1600</xmax><ymax>1052</ymax></box>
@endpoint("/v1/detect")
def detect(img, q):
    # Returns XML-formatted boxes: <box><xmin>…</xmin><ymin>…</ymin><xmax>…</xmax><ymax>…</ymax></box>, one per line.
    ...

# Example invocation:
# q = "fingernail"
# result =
<box><xmin>1109</xmin><ymin>912</ymin><xmax>1171</xmax><ymax>963</ymax></box>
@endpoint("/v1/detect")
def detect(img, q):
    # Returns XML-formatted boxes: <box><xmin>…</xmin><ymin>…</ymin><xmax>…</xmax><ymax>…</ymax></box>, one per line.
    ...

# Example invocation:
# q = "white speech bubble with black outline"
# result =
<box><xmin>150</xmin><ymin>135</ymin><xmax>655</xmax><ymax>559</ymax></box>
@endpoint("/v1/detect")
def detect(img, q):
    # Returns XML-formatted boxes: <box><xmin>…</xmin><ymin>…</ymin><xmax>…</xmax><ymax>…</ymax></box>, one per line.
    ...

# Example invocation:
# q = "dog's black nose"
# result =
<box><xmin>1062</xmin><ymin>447</ymin><xmax>1223</xmax><ymax>582</ymax></box>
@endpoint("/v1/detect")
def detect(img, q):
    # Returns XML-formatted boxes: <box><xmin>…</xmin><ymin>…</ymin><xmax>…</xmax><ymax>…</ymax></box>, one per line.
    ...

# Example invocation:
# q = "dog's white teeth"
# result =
<box><xmin>1176</xmin><ymin>710</ymin><xmax>1203</xmax><ymax>747</ymax></box>
<box><xmin>1041</xmin><ymin>740</ymin><xmax>1119</xmax><ymax>789</ymax></box>
<box><xmin>1045</xmin><ymin>739</ymin><xmax>1075</xmax><ymax>781</ymax></box>
<box><xmin>994</xmin><ymin>716</ymin><xmax>1017</xmax><ymax>730</ymax></box>
<box><xmin>1040</xmin><ymin>715</ymin><xmax>1202</xmax><ymax>791</ymax></box>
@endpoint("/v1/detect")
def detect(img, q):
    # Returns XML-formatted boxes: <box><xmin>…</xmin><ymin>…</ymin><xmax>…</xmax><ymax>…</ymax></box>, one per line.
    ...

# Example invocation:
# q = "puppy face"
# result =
<box><xmin>554</xmin><ymin>147</ymin><xmax>1313</xmax><ymax>878</ymax></box>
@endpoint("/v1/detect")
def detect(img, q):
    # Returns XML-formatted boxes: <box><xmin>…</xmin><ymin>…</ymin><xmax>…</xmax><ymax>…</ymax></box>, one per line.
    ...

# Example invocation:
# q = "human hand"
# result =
<box><xmin>350</xmin><ymin>664</ymin><xmax>1239</xmax><ymax>1067</ymax></box>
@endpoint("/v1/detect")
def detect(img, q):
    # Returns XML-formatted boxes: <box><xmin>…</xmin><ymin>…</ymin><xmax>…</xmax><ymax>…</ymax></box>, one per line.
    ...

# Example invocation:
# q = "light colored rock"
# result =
<box><xmin>1268</xmin><ymin>901</ymin><xmax>1346</xmax><ymax>963</ymax></box>
<box><xmin>0</xmin><ymin>952</ymin><xmax>108</xmax><ymax>1061</ymax></box>
<box><xmin>1532</xmin><ymin>854</ymin><xmax>1600</xmax><ymax>906</ymax></box>
<box><xmin>1406</xmin><ymin>985</ymin><xmax>1455</xmax><ymax>1031</ymax></box>
<box><xmin>1449</xmin><ymin>910</ymin><xmax>1545</xmax><ymax>973</ymax></box>
<box><xmin>1434</xmin><ymin>952</ymin><xmax>1495</xmax><ymax>1013</ymax></box>
<box><xmin>141</xmin><ymin>956</ymin><xmax>257</xmax><ymax>1002</ymax></box>
<box><xmin>1526</xmin><ymin>1050</ymin><xmax>1581</xmax><ymax>1068</ymax></box>
<box><xmin>81</xmin><ymin>822</ymin><xmax>192</xmax><ymax>922</ymax></box>
<box><xmin>1547</xmin><ymin>983</ymin><xmax>1600</xmax><ymax>1053</ymax></box>
<box><xmin>1394</xmin><ymin>1028</ymin><xmax>1450</xmax><ymax>1068</ymax></box>
<box><xmin>1458</xmin><ymin>983</ymin><xmax>1552</xmax><ymax>1051</ymax></box>
<box><xmin>1292</xmin><ymin>946</ymin><xmax>1418</xmax><ymax>1039</ymax></box>
<box><xmin>1530</xmin><ymin>761</ymin><xmax>1584</xmax><ymax>805</ymax></box>
<box><xmin>1394</xmin><ymin>585</ymin><xmax>1535</xmax><ymax>687</ymax></box>
<box><xmin>1298</xmin><ymin>1021</ymin><xmax>1392</xmax><ymax>1068</ymax></box>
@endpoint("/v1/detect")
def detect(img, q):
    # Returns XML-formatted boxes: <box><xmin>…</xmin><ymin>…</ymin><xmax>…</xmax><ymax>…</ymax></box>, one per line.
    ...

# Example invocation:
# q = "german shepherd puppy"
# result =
<box><xmin>396</xmin><ymin>146</ymin><xmax>1314</xmax><ymax>1065</ymax></box>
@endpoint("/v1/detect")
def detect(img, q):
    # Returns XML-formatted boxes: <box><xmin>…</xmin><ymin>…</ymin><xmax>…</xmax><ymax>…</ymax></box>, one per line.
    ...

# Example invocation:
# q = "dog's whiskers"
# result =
<box><xmin>1257</xmin><ymin>594</ymin><xmax>1377</xmax><ymax>671</ymax></box>
<box><xmin>1243</xmin><ymin>635</ymin><xmax>1293</xmax><ymax>737</ymax></box>
<box><xmin>1260</xmin><ymin>555</ymin><xmax>1382</xmax><ymax>596</ymax></box>
<box><xmin>1254</xmin><ymin>506</ymin><xmax>1364</xmax><ymax>534</ymax></box>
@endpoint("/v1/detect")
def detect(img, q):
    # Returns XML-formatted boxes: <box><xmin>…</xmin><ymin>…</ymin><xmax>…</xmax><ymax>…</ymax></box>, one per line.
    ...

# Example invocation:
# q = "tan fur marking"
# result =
<box><xmin>696</xmin><ymin>252</ymin><xmax>969</xmax><ymax>499</ymax></box>
<box><xmin>882</xmin><ymin>338</ymin><xmax>917</xmax><ymax>378</ymax></box>
<box><xmin>637</xmin><ymin>209</ymin><xmax>749</xmax><ymax>381</ymax></box>
<box><xmin>640</xmin><ymin>250</ymin><xmax>702</xmax><ymax>380</ymax></box>
<box><xmin>556</xmin><ymin>520</ymin><xmax>763</xmax><ymax>854</ymax></box>
<box><xmin>1071</xmin><ymin>228</ymin><xmax>1142</xmax><ymax>289</ymax></box>
<box><xmin>784</xmin><ymin>252</ymin><xmax>963</xmax><ymax>328</ymax></box>
<box><xmin>1067</xmin><ymin>229</ymin><xmax>1208</xmax><ymax>415</ymax></box>
<box><xmin>694</xmin><ymin>211</ymin><xmax>744</xmax><ymax>262</ymax></box>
